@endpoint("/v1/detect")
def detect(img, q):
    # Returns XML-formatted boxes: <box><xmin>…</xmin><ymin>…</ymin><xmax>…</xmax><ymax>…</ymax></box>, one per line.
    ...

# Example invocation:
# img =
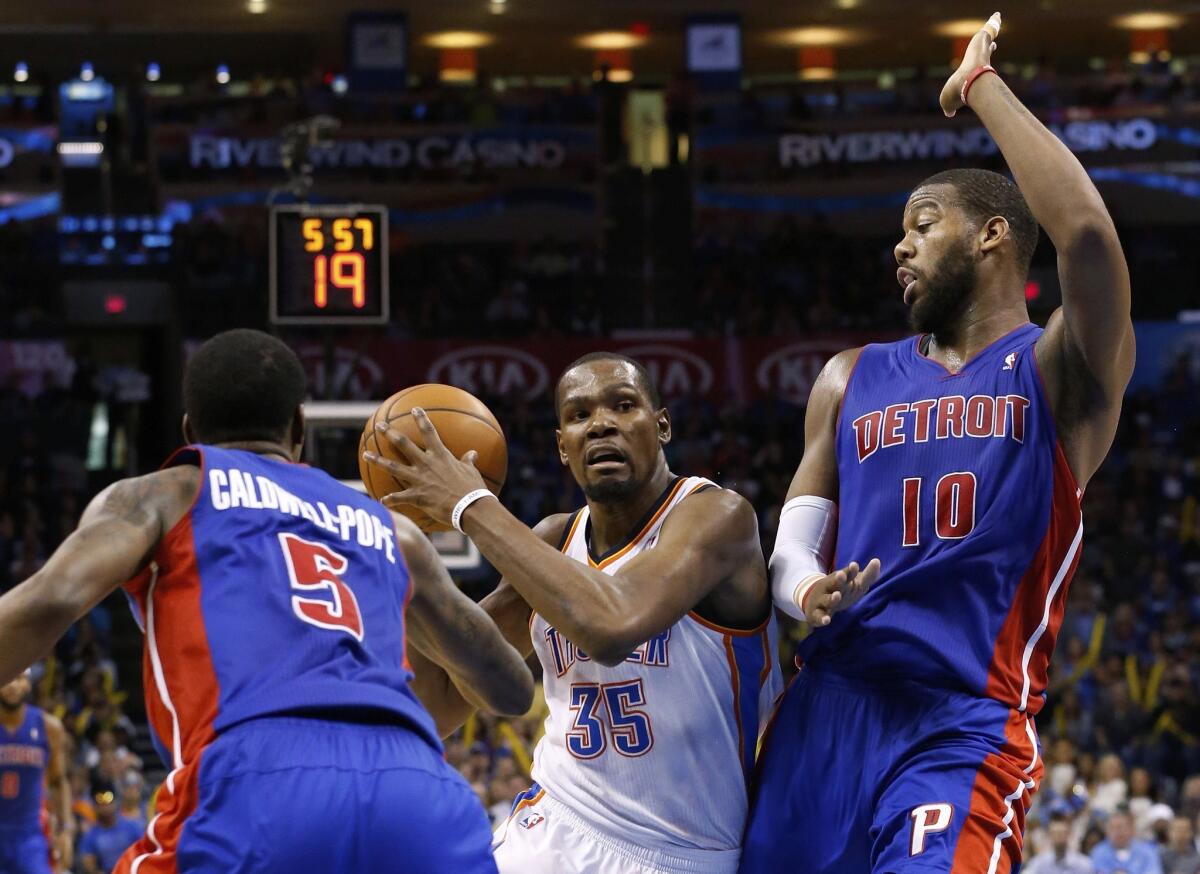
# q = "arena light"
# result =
<box><xmin>423</xmin><ymin>31</ymin><xmax>494</xmax><ymax>49</ymax></box>
<box><xmin>80</xmin><ymin>61</ymin><xmax>95</xmax><ymax>82</ymax></box>
<box><xmin>56</xmin><ymin>141</ymin><xmax>104</xmax><ymax>155</ymax></box>
<box><xmin>1113</xmin><ymin>12</ymin><xmax>1184</xmax><ymax>30</ymax></box>
<box><xmin>247</xmin><ymin>0</ymin><xmax>268</xmax><ymax>12</ymax></box>
<box><xmin>834</xmin><ymin>0</ymin><xmax>860</xmax><ymax>8</ymax></box>
<box><xmin>771</xmin><ymin>27</ymin><xmax>862</xmax><ymax>47</ymax></box>
<box><xmin>216</xmin><ymin>64</ymin><xmax>231</xmax><ymax>85</ymax></box>
<box><xmin>933</xmin><ymin>19</ymin><xmax>990</xmax><ymax>38</ymax></box>
<box><xmin>13</xmin><ymin>62</ymin><xmax>28</xmax><ymax>83</ymax></box>
<box><xmin>331</xmin><ymin>74</ymin><xmax>348</xmax><ymax>95</ymax></box>
<box><xmin>146</xmin><ymin>62</ymin><xmax>161</xmax><ymax>82</ymax></box>
<box><xmin>575</xmin><ymin>31</ymin><xmax>646</xmax><ymax>50</ymax></box>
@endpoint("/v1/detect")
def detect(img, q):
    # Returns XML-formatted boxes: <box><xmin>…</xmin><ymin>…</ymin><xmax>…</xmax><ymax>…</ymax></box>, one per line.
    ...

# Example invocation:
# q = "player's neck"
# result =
<box><xmin>585</xmin><ymin>465</ymin><xmax>675</xmax><ymax>555</ymax></box>
<box><xmin>0</xmin><ymin>704</ymin><xmax>26</xmax><ymax>730</ymax></box>
<box><xmin>213</xmin><ymin>440</ymin><xmax>295</xmax><ymax>463</ymax></box>
<box><xmin>925</xmin><ymin>296</ymin><xmax>1029</xmax><ymax>373</ymax></box>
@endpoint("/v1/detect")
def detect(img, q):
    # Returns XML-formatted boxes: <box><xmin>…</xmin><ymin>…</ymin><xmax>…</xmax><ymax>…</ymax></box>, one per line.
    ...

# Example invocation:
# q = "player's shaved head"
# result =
<box><xmin>912</xmin><ymin>168</ymin><xmax>1039</xmax><ymax>274</ymax></box>
<box><xmin>554</xmin><ymin>352</ymin><xmax>661</xmax><ymax>419</ymax></box>
<box><xmin>184</xmin><ymin>329</ymin><xmax>307</xmax><ymax>445</ymax></box>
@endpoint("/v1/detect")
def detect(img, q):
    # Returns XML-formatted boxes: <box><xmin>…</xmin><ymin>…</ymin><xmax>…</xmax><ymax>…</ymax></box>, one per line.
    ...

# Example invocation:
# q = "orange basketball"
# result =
<box><xmin>358</xmin><ymin>384</ymin><xmax>508</xmax><ymax>533</ymax></box>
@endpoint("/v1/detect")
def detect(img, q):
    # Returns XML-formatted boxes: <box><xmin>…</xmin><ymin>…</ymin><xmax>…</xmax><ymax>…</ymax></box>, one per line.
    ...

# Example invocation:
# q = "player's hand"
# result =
<box><xmin>53</xmin><ymin>831</ymin><xmax>74</xmax><ymax>872</ymax></box>
<box><xmin>939</xmin><ymin>11</ymin><xmax>1001</xmax><ymax>117</ymax></box>
<box><xmin>803</xmin><ymin>558</ymin><xmax>881</xmax><ymax>626</ymax></box>
<box><xmin>362</xmin><ymin>407</ymin><xmax>489</xmax><ymax>526</ymax></box>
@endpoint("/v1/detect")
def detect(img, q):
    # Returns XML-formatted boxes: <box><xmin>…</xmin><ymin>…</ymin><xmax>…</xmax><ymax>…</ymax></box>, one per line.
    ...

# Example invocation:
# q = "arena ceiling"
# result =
<box><xmin>1</xmin><ymin>0</ymin><xmax>1194</xmax><ymax>77</ymax></box>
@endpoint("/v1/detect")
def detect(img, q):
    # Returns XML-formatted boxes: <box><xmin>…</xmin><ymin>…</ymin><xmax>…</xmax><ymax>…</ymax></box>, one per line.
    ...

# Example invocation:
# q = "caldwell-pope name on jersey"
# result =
<box><xmin>543</xmin><ymin>625</ymin><xmax>671</xmax><ymax>677</ymax></box>
<box><xmin>852</xmin><ymin>393</ymin><xmax>1031</xmax><ymax>463</ymax></box>
<box><xmin>206</xmin><ymin>468</ymin><xmax>396</xmax><ymax>562</ymax></box>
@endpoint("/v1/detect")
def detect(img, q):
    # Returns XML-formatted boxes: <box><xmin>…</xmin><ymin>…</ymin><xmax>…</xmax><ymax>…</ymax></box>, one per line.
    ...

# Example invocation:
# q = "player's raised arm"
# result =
<box><xmin>365</xmin><ymin>408</ymin><xmax>767</xmax><ymax>665</ymax></box>
<box><xmin>942</xmin><ymin>12</ymin><xmax>1134</xmax><ymax>483</ymax></box>
<box><xmin>0</xmin><ymin>468</ymin><xmax>196</xmax><ymax>684</ymax></box>
<box><xmin>396</xmin><ymin>513</ymin><xmax>535</xmax><ymax>727</ymax></box>
<box><xmin>771</xmin><ymin>349</ymin><xmax>880</xmax><ymax>626</ymax></box>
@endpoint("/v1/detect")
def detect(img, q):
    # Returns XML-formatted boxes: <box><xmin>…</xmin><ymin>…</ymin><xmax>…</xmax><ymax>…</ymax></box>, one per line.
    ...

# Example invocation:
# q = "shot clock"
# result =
<box><xmin>269</xmin><ymin>204</ymin><xmax>389</xmax><ymax>325</ymax></box>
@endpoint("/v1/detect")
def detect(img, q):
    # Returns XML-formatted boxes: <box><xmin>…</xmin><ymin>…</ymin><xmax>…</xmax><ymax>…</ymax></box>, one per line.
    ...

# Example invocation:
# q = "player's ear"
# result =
<box><xmin>181</xmin><ymin>414</ymin><xmax>195</xmax><ymax>445</ymax></box>
<box><xmin>657</xmin><ymin>408</ymin><xmax>672</xmax><ymax>446</ymax></box>
<box><xmin>979</xmin><ymin>215</ymin><xmax>1009</xmax><ymax>257</ymax></box>
<box><xmin>555</xmin><ymin>428</ymin><xmax>569</xmax><ymax>466</ymax></box>
<box><xmin>290</xmin><ymin>406</ymin><xmax>306</xmax><ymax>461</ymax></box>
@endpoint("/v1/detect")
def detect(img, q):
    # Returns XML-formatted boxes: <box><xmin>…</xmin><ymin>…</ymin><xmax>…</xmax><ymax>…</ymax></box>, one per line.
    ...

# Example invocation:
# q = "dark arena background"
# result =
<box><xmin>1</xmin><ymin>1</ymin><xmax>1198</xmax><ymax>871</ymax></box>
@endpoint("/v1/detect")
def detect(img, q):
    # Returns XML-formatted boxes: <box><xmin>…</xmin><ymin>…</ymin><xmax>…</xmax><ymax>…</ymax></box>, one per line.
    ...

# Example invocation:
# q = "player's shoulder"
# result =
<box><xmin>669</xmin><ymin>482</ymin><xmax>760</xmax><ymax>542</ymax></box>
<box><xmin>82</xmin><ymin>467</ymin><xmax>199</xmax><ymax>530</ymax></box>
<box><xmin>533</xmin><ymin>512</ymin><xmax>574</xmax><ymax>548</ymax></box>
<box><xmin>38</xmin><ymin>708</ymin><xmax>65</xmax><ymax>737</ymax></box>
<box><xmin>809</xmin><ymin>345</ymin><xmax>868</xmax><ymax>410</ymax></box>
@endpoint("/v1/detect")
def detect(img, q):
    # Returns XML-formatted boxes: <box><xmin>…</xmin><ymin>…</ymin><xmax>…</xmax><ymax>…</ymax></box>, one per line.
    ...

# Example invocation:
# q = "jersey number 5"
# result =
<box><xmin>566</xmin><ymin>680</ymin><xmax>654</xmax><ymax>759</ymax></box>
<box><xmin>902</xmin><ymin>472</ymin><xmax>977</xmax><ymax>547</ymax></box>
<box><xmin>278</xmin><ymin>532</ymin><xmax>364</xmax><ymax>641</ymax></box>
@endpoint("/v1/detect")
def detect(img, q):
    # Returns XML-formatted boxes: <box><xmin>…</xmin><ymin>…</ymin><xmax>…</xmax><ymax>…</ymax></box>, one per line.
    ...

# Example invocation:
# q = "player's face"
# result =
<box><xmin>556</xmin><ymin>361</ymin><xmax>669</xmax><ymax>503</ymax></box>
<box><xmin>0</xmin><ymin>674</ymin><xmax>31</xmax><ymax>711</ymax></box>
<box><xmin>895</xmin><ymin>186</ymin><xmax>978</xmax><ymax>336</ymax></box>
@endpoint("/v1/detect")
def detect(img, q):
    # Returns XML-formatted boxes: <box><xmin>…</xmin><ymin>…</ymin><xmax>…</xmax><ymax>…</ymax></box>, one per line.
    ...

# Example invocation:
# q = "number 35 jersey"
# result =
<box><xmin>530</xmin><ymin>477</ymin><xmax>782</xmax><ymax>853</ymax></box>
<box><xmin>799</xmin><ymin>323</ymin><xmax>1084</xmax><ymax>715</ymax></box>
<box><xmin>122</xmin><ymin>445</ymin><xmax>440</xmax><ymax>774</ymax></box>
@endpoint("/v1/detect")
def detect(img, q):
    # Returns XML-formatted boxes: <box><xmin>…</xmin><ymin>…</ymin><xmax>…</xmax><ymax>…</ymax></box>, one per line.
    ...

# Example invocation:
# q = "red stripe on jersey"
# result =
<box><xmin>113</xmin><ymin>751</ymin><xmax>205</xmax><ymax>874</ymax></box>
<box><xmin>950</xmin><ymin>711</ymin><xmax>1042</xmax><ymax>873</ymax></box>
<box><xmin>983</xmin><ymin>443</ymin><xmax>1082</xmax><ymax>715</ymax></box>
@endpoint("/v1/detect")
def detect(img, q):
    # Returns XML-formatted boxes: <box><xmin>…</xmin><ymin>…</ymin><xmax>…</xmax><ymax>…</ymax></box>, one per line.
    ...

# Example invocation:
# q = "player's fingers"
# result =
<box><xmin>361</xmin><ymin>448</ymin><xmax>408</xmax><ymax>477</ymax></box>
<box><xmin>461</xmin><ymin>449</ymin><xmax>479</xmax><ymax>467</ymax></box>
<box><xmin>984</xmin><ymin>11</ymin><xmax>1001</xmax><ymax>40</ymax></box>
<box><xmin>411</xmin><ymin>408</ymin><xmax>450</xmax><ymax>455</ymax></box>
<box><xmin>382</xmin><ymin>490</ymin><xmax>421</xmax><ymax>510</ymax></box>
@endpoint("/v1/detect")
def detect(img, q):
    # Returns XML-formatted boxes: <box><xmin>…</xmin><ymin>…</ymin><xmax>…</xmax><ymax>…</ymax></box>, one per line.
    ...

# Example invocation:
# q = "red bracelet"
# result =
<box><xmin>960</xmin><ymin>64</ymin><xmax>998</xmax><ymax>106</ymax></box>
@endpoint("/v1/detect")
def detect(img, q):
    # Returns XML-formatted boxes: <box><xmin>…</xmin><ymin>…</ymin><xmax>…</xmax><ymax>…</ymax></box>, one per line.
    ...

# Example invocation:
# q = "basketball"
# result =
<box><xmin>358</xmin><ymin>384</ymin><xmax>508</xmax><ymax>532</ymax></box>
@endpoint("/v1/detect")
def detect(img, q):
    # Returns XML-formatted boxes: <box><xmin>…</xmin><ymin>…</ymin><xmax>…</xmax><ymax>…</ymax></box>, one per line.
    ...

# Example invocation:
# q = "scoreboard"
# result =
<box><xmin>269</xmin><ymin>204</ymin><xmax>389</xmax><ymax>325</ymax></box>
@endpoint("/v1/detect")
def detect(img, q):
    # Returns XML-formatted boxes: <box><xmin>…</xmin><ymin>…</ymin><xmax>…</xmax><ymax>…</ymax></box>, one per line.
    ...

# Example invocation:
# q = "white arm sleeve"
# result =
<box><xmin>769</xmin><ymin>496</ymin><xmax>838</xmax><ymax>621</ymax></box>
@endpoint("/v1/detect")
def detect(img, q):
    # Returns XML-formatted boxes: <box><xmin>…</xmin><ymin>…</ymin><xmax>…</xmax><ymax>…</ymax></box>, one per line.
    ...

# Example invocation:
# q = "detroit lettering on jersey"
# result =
<box><xmin>852</xmin><ymin>393</ymin><xmax>1031</xmax><ymax>463</ymax></box>
<box><xmin>542</xmin><ymin>625</ymin><xmax>671</xmax><ymax>678</ymax></box>
<box><xmin>0</xmin><ymin>745</ymin><xmax>46</xmax><ymax>767</ymax></box>
<box><xmin>206</xmin><ymin>468</ymin><xmax>395</xmax><ymax>562</ymax></box>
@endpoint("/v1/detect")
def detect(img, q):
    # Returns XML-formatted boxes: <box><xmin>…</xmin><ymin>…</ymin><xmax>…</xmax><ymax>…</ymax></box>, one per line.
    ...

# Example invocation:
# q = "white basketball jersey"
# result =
<box><xmin>529</xmin><ymin>476</ymin><xmax>782</xmax><ymax>853</ymax></box>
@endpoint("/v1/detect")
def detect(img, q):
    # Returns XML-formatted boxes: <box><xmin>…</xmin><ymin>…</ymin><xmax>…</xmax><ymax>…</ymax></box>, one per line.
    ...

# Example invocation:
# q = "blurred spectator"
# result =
<box><xmin>1026</xmin><ymin>813</ymin><xmax>1095</xmax><ymax>873</ymax></box>
<box><xmin>1161</xmin><ymin>817</ymin><xmax>1200</xmax><ymax>874</ymax></box>
<box><xmin>1090</xmin><ymin>808</ymin><xmax>1164</xmax><ymax>874</ymax></box>
<box><xmin>77</xmin><ymin>783</ymin><xmax>144</xmax><ymax>874</ymax></box>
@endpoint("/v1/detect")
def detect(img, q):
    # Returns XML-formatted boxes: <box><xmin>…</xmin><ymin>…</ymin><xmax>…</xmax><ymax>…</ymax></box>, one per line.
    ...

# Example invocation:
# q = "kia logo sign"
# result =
<box><xmin>298</xmin><ymin>345</ymin><xmax>384</xmax><ymax>400</ymax></box>
<box><xmin>427</xmin><ymin>346</ymin><xmax>549</xmax><ymax>400</ymax></box>
<box><xmin>616</xmin><ymin>345</ymin><xmax>714</xmax><ymax>398</ymax></box>
<box><xmin>756</xmin><ymin>343</ymin><xmax>842</xmax><ymax>405</ymax></box>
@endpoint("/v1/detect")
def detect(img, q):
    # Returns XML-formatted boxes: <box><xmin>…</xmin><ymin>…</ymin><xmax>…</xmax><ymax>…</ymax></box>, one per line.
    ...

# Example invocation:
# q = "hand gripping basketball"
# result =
<box><xmin>939</xmin><ymin>11</ymin><xmax>1001</xmax><ymax>117</ymax></box>
<box><xmin>362</xmin><ymin>408</ymin><xmax>495</xmax><ymax>529</ymax></box>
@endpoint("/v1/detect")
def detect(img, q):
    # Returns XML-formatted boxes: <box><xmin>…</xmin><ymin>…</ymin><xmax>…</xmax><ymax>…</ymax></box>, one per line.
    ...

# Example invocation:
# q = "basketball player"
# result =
<box><xmin>0</xmin><ymin>329</ymin><xmax>534</xmax><ymax>873</ymax></box>
<box><xmin>0</xmin><ymin>671</ymin><xmax>74</xmax><ymax>874</ymax></box>
<box><xmin>362</xmin><ymin>352</ymin><xmax>782</xmax><ymax>874</ymax></box>
<box><xmin>741</xmin><ymin>13</ymin><xmax>1134</xmax><ymax>873</ymax></box>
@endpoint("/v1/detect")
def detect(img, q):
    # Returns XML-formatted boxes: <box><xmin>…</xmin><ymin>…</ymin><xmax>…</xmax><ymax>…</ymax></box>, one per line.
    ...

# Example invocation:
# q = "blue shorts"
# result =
<box><xmin>0</xmin><ymin>829</ymin><xmax>52</xmax><ymax>874</ymax></box>
<box><xmin>740</xmin><ymin>667</ymin><xmax>1043</xmax><ymax>874</ymax></box>
<box><xmin>115</xmin><ymin>716</ymin><xmax>497</xmax><ymax>874</ymax></box>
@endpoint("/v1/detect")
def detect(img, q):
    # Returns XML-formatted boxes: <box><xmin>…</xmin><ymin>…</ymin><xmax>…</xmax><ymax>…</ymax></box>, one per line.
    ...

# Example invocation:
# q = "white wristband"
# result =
<box><xmin>451</xmin><ymin>489</ymin><xmax>495</xmax><ymax>533</ymax></box>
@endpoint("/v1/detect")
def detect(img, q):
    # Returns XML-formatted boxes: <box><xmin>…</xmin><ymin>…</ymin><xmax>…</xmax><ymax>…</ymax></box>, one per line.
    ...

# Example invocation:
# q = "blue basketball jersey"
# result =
<box><xmin>123</xmin><ymin>445</ymin><xmax>440</xmax><ymax>773</ymax></box>
<box><xmin>798</xmin><ymin>323</ymin><xmax>1084</xmax><ymax>715</ymax></box>
<box><xmin>0</xmin><ymin>707</ymin><xmax>49</xmax><ymax>832</ymax></box>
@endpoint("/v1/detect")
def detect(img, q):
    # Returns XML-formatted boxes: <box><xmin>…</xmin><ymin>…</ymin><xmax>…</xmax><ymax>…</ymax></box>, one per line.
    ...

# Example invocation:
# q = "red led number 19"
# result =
<box><xmin>313</xmin><ymin>252</ymin><xmax>366</xmax><ymax>309</ymax></box>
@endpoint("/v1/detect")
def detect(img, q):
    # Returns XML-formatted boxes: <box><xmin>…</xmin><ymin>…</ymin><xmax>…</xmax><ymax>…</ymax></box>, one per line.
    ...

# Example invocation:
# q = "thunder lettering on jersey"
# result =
<box><xmin>0</xmin><ymin>707</ymin><xmax>49</xmax><ymax>832</ymax></box>
<box><xmin>799</xmin><ymin>324</ymin><xmax>1083</xmax><ymax>715</ymax></box>
<box><xmin>122</xmin><ymin>445</ymin><xmax>439</xmax><ymax>776</ymax></box>
<box><xmin>529</xmin><ymin>477</ymin><xmax>782</xmax><ymax>853</ymax></box>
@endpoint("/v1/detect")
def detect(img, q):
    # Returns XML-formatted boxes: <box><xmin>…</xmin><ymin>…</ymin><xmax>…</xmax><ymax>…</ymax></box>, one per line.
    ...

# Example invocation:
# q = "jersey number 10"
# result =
<box><xmin>902</xmin><ymin>472</ymin><xmax>977</xmax><ymax>547</ymax></box>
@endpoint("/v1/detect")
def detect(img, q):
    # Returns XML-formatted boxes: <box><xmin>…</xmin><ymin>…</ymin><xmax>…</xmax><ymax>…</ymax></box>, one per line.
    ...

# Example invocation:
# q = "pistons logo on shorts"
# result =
<box><xmin>518</xmin><ymin>812</ymin><xmax>545</xmax><ymax>830</ymax></box>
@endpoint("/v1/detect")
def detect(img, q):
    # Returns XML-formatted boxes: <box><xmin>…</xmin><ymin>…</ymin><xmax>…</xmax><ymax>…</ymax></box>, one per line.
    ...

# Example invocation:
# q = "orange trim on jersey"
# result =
<box><xmin>509</xmin><ymin>787</ymin><xmax>546</xmax><ymax>822</ymax></box>
<box><xmin>983</xmin><ymin>443</ymin><xmax>1082</xmax><ymax>716</ymax></box>
<box><xmin>949</xmin><ymin>711</ymin><xmax>1041</xmax><ymax>873</ymax></box>
<box><xmin>723</xmin><ymin>635</ymin><xmax>746</xmax><ymax>777</ymax></box>
<box><xmin>559</xmin><ymin>512</ymin><xmax>584</xmax><ymax>555</ymax></box>
<box><xmin>758</xmin><ymin>629</ymin><xmax>773</xmax><ymax>689</ymax></box>
<box><xmin>587</xmin><ymin>478</ymin><xmax>689</xmax><ymax>570</ymax></box>
<box><xmin>113</xmin><ymin>752</ymin><xmax>205</xmax><ymax>874</ymax></box>
<box><xmin>687</xmin><ymin>611</ymin><xmax>771</xmax><ymax>638</ymax></box>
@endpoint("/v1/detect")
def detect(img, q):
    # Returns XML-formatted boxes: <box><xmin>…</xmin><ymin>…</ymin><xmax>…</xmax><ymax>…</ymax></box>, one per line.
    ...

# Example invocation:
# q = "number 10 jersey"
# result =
<box><xmin>798</xmin><ymin>323</ymin><xmax>1084</xmax><ymax>716</ymax></box>
<box><xmin>529</xmin><ymin>477</ymin><xmax>782</xmax><ymax>854</ymax></box>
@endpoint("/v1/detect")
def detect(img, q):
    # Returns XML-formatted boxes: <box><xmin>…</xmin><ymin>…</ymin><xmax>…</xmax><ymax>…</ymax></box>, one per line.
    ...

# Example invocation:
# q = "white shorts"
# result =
<box><xmin>492</xmin><ymin>789</ymin><xmax>740</xmax><ymax>874</ymax></box>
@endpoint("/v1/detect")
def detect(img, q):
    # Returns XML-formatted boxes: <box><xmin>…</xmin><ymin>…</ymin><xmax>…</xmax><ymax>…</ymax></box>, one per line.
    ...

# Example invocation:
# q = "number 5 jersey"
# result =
<box><xmin>527</xmin><ymin>477</ymin><xmax>782</xmax><ymax>855</ymax></box>
<box><xmin>800</xmin><ymin>323</ymin><xmax>1084</xmax><ymax>716</ymax></box>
